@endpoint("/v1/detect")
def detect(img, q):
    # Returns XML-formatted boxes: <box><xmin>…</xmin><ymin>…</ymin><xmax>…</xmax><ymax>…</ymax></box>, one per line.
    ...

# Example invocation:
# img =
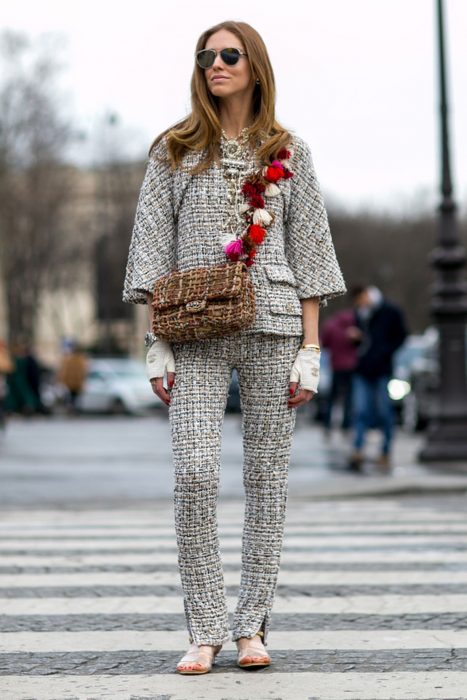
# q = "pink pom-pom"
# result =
<box><xmin>224</xmin><ymin>239</ymin><xmax>244</xmax><ymax>261</ymax></box>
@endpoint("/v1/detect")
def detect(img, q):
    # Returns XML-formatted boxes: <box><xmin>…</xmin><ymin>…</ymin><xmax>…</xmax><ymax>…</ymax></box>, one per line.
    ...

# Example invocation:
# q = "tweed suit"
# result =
<box><xmin>123</xmin><ymin>133</ymin><xmax>345</xmax><ymax>646</ymax></box>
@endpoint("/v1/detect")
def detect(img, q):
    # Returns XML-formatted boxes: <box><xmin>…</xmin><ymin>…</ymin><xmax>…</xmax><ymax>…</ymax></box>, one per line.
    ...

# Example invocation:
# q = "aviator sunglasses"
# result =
<box><xmin>196</xmin><ymin>47</ymin><xmax>248</xmax><ymax>69</ymax></box>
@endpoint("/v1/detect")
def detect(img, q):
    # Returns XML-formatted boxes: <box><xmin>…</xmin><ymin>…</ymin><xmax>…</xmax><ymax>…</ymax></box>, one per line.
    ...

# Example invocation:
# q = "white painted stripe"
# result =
<box><xmin>1</xmin><ymin>672</ymin><xmax>466</xmax><ymax>700</ymax></box>
<box><xmin>1</xmin><ymin>529</ymin><xmax>466</xmax><ymax>544</ymax></box>
<box><xmin>2</xmin><ymin>569</ymin><xmax>467</xmax><ymax>588</ymax></box>
<box><xmin>2</xmin><ymin>549</ymin><xmax>467</xmax><ymax>566</ymax></box>
<box><xmin>1</xmin><ymin>594</ymin><xmax>467</xmax><ymax>616</ymax></box>
<box><xmin>1</xmin><ymin>522</ymin><xmax>467</xmax><ymax>535</ymax></box>
<box><xmin>1</xmin><ymin>629</ymin><xmax>467</xmax><ymax>653</ymax></box>
<box><xmin>0</xmin><ymin>507</ymin><xmax>464</xmax><ymax>523</ymax></box>
<box><xmin>1</xmin><ymin>534</ymin><xmax>466</xmax><ymax>550</ymax></box>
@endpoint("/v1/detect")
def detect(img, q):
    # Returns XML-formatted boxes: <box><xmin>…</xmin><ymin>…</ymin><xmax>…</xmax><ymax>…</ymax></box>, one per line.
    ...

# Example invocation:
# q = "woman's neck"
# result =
<box><xmin>219</xmin><ymin>96</ymin><xmax>254</xmax><ymax>139</ymax></box>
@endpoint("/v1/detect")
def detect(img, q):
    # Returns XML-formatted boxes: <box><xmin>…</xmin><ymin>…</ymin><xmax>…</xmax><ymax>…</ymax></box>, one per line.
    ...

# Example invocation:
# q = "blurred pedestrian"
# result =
<box><xmin>348</xmin><ymin>285</ymin><xmax>407</xmax><ymax>471</ymax></box>
<box><xmin>123</xmin><ymin>21</ymin><xmax>346</xmax><ymax>674</ymax></box>
<box><xmin>57</xmin><ymin>343</ymin><xmax>88</xmax><ymax>413</ymax></box>
<box><xmin>4</xmin><ymin>341</ymin><xmax>39</xmax><ymax>416</ymax></box>
<box><xmin>0</xmin><ymin>341</ymin><xmax>14</xmax><ymax>429</ymax></box>
<box><xmin>24</xmin><ymin>345</ymin><xmax>48</xmax><ymax>414</ymax></box>
<box><xmin>321</xmin><ymin>308</ymin><xmax>358</xmax><ymax>432</ymax></box>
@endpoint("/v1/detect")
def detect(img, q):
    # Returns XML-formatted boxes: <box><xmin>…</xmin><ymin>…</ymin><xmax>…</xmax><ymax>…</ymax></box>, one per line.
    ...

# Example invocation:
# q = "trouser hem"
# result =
<box><xmin>188</xmin><ymin>632</ymin><xmax>231</xmax><ymax>646</ymax></box>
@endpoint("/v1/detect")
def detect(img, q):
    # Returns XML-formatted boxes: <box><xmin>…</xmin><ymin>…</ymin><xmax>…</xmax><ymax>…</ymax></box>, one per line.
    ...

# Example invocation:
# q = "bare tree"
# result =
<box><xmin>0</xmin><ymin>31</ymin><xmax>78</xmax><ymax>342</ymax></box>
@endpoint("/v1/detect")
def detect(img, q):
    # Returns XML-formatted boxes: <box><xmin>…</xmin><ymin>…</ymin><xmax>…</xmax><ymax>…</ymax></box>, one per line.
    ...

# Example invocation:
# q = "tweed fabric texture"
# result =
<box><xmin>122</xmin><ymin>135</ymin><xmax>346</xmax><ymax>334</ymax></box>
<box><xmin>169</xmin><ymin>333</ymin><xmax>300</xmax><ymax>645</ymax></box>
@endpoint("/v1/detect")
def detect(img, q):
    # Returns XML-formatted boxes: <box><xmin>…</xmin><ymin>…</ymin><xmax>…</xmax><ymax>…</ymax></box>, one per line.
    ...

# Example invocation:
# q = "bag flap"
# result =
<box><xmin>264</xmin><ymin>264</ymin><xmax>296</xmax><ymax>285</ymax></box>
<box><xmin>153</xmin><ymin>262</ymin><xmax>246</xmax><ymax>311</ymax></box>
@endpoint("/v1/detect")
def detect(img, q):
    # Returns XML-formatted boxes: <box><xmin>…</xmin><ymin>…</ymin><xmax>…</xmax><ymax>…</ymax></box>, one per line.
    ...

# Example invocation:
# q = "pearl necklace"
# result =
<box><xmin>220</xmin><ymin>128</ymin><xmax>252</xmax><ymax>241</ymax></box>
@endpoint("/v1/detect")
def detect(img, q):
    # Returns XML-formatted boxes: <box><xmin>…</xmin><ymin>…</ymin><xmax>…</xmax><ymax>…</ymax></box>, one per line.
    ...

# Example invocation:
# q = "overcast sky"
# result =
<box><xmin>1</xmin><ymin>0</ymin><xmax>467</xmax><ymax>211</ymax></box>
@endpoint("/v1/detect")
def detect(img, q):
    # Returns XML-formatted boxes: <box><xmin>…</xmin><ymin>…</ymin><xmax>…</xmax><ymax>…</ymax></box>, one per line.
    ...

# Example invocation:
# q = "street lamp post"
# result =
<box><xmin>419</xmin><ymin>0</ymin><xmax>467</xmax><ymax>462</ymax></box>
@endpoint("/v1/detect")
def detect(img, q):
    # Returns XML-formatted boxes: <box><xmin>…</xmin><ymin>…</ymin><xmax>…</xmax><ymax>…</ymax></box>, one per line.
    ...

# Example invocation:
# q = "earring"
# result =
<box><xmin>255</xmin><ymin>78</ymin><xmax>260</xmax><ymax>85</ymax></box>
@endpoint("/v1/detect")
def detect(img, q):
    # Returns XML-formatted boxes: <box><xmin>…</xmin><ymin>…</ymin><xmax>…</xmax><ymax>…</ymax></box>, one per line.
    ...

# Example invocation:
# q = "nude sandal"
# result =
<box><xmin>176</xmin><ymin>642</ymin><xmax>222</xmax><ymax>675</ymax></box>
<box><xmin>236</xmin><ymin>634</ymin><xmax>271</xmax><ymax>669</ymax></box>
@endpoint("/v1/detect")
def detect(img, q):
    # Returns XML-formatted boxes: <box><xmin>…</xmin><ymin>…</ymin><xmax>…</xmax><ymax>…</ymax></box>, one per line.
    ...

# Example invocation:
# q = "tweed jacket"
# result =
<box><xmin>123</xmin><ymin>135</ymin><xmax>346</xmax><ymax>336</ymax></box>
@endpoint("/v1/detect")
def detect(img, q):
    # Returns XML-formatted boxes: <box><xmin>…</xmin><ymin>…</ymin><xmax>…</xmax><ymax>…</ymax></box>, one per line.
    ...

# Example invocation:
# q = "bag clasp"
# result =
<box><xmin>185</xmin><ymin>299</ymin><xmax>207</xmax><ymax>313</ymax></box>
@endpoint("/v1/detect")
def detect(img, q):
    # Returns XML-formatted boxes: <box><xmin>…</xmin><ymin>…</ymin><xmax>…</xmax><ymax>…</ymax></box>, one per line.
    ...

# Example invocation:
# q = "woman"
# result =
<box><xmin>123</xmin><ymin>20</ymin><xmax>346</xmax><ymax>674</ymax></box>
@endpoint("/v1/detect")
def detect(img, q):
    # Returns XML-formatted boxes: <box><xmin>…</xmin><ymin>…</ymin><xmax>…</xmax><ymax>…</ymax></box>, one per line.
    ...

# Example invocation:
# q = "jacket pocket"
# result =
<box><xmin>264</xmin><ymin>265</ymin><xmax>302</xmax><ymax>316</ymax></box>
<box><xmin>264</xmin><ymin>264</ymin><xmax>297</xmax><ymax>286</ymax></box>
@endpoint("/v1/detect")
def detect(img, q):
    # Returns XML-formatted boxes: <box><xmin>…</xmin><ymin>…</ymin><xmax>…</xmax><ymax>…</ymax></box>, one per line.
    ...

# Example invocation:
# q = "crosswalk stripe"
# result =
<box><xmin>2</xmin><ymin>611</ymin><xmax>464</xmax><ymax>633</ymax></box>
<box><xmin>2</xmin><ymin>549</ymin><xmax>467</xmax><ymax>565</ymax></box>
<box><xmin>1</xmin><ymin>612</ymin><xmax>464</xmax><ymax>633</ymax></box>
<box><xmin>2</xmin><ymin>629</ymin><xmax>467</xmax><ymax>653</ymax></box>
<box><xmin>2</xmin><ymin>594</ymin><xmax>467</xmax><ymax>615</ymax></box>
<box><xmin>1</xmin><ymin>523</ymin><xmax>467</xmax><ymax>535</ymax></box>
<box><xmin>1</xmin><ymin>508</ymin><xmax>465</xmax><ymax>522</ymax></box>
<box><xmin>1</xmin><ymin>569</ymin><xmax>467</xmax><ymax>587</ymax></box>
<box><xmin>1</xmin><ymin>534</ymin><xmax>466</xmax><ymax>548</ymax></box>
<box><xmin>1</xmin><ymin>671</ymin><xmax>466</xmax><ymax>699</ymax></box>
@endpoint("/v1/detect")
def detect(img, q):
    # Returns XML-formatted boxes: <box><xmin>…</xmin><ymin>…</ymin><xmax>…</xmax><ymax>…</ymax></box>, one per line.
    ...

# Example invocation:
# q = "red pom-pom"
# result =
<box><xmin>249</xmin><ymin>224</ymin><xmax>266</xmax><ymax>244</ymax></box>
<box><xmin>248</xmin><ymin>194</ymin><xmax>265</xmax><ymax>208</ymax></box>
<box><xmin>242</xmin><ymin>181</ymin><xmax>264</xmax><ymax>197</ymax></box>
<box><xmin>277</xmin><ymin>148</ymin><xmax>291</xmax><ymax>160</ymax></box>
<box><xmin>241</xmin><ymin>182</ymin><xmax>256</xmax><ymax>197</ymax></box>
<box><xmin>284</xmin><ymin>169</ymin><xmax>294</xmax><ymax>179</ymax></box>
<box><xmin>265</xmin><ymin>165</ymin><xmax>284</xmax><ymax>183</ymax></box>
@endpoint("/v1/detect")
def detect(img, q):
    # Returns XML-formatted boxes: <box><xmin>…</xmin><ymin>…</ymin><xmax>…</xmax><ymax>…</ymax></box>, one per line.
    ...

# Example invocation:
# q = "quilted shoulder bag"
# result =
<box><xmin>151</xmin><ymin>261</ymin><xmax>256</xmax><ymax>343</ymax></box>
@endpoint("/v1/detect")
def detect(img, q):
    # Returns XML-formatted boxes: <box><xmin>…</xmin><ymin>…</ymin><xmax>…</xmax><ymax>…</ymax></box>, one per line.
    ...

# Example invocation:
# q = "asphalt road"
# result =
<box><xmin>1</xmin><ymin>414</ymin><xmax>467</xmax><ymax>699</ymax></box>
<box><xmin>0</xmin><ymin>410</ymin><xmax>442</xmax><ymax>507</ymax></box>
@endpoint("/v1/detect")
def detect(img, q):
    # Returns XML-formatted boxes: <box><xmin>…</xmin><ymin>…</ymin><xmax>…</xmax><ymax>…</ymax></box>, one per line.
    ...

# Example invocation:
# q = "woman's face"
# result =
<box><xmin>203</xmin><ymin>29</ymin><xmax>253</xmax><ymax>101</ymax></box>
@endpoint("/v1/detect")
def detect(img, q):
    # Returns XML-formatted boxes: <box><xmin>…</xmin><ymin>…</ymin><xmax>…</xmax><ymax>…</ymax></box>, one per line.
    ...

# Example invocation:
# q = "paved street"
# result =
<box><xmin>1</xmin><ymin>414</ymin><xmax>467</xmax><ymax>699</ymax></box>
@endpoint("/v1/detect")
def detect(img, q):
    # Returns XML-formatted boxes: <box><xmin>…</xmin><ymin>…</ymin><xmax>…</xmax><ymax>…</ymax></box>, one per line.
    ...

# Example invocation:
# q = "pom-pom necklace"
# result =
<box><xmin>224</xmin><ymin>148</ymin><xmax>293</xmax><ymax>266</ymax></box>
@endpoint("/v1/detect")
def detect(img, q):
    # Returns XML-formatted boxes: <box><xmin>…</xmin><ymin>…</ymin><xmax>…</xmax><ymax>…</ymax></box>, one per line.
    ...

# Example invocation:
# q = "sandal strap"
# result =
<box><xmin>178</xmin><ymin>643</ymin><xmax>221</xmax><ymax>668</ymax></box>
<box><xmin>237</xmin><ymin>637</ymin><xmax>270</xmax><ymax>662</ymax></box>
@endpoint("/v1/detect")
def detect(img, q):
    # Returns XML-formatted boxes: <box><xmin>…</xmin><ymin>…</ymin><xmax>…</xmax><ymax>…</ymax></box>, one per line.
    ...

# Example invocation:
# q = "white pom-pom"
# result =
<box><xmin>253</xmin><ymin>208</ymin><xmax>273</xmax><ymax>226</ymax></box>
<box><xmin>239</xmin><ymin>202</ymin><xmax>250</xmax><ymax>214</ymax></box>
<box><xmin>280</xmin><ymin>159</ymin><xmax>291</xmax><ymax>169</ymax></box>
<box><xmin>265</xmin><ymin>183</ymin><xmax>280</xmax><ymax>197</ymax></box>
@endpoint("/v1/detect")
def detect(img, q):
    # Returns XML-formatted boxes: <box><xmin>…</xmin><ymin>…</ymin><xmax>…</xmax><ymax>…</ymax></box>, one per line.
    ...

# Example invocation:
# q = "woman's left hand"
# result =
<box><xmin>288</xmin><ymin>348</ymin><xmax>320</xmax><ymax>409</ymax></box>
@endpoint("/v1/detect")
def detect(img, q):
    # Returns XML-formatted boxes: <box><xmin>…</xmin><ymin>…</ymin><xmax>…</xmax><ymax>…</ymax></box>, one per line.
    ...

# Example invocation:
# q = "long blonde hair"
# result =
<box><xmin>150</xmin><ymin>20</ymin><xmax>291</xmax><ymax>172</ymax></box>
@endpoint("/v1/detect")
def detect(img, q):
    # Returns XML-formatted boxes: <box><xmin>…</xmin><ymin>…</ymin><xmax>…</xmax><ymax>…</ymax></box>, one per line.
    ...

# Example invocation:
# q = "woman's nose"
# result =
<box><xmin>212</xmin><ymin>53</ymin><xmax>224</xmax><ymax>69</ymax></box>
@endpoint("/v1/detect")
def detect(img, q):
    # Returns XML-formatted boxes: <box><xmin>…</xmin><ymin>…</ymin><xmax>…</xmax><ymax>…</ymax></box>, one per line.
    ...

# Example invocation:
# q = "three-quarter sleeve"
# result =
<box><xmin>285</xmin><ymin>137</ymin><xmax>346</xmax><ymax>304</ymax></box>
<box><xmin>122</xmin><ymin>141</ymin><xmax>176</xmax><ymax>304</ymax></box>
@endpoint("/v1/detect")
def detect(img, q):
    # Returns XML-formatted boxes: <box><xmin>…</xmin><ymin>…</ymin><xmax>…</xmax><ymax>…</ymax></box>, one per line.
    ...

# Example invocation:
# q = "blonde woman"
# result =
<box><xmin>123</xmin><ymin>20</ymin><xmax>345</xmax><ymax>674</ymax></box>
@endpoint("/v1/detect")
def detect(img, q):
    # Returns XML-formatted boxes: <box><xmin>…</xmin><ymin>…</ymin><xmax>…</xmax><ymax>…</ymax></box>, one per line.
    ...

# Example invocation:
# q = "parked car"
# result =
<box><xmin>387</xmin><ymin>333</ymin><xmax>437</xmax><ymax>420</ymax></box>
<box><xmin>398</xmin><ymin>329</ymin><xmax>439</xmax><ymax>431</ymax></box>
<box><xmin>76</xmin><ymin>358</ymin><xmax>163</xmax><ymax>414</ymax></box>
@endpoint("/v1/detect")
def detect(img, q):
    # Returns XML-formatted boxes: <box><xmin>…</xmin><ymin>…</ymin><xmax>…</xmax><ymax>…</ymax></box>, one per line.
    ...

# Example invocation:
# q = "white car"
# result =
<box><xmin>77</xmin><ymin>358</ymin><xmax>162</xmax><ymax>414</ymax></box>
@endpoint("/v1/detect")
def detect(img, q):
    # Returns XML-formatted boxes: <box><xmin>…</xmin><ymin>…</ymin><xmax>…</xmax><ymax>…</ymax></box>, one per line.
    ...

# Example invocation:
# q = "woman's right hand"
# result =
<box><xmin>146</xmin><ymin>339</ymin><xmax>175</xmax><ymax>406</ymax></box>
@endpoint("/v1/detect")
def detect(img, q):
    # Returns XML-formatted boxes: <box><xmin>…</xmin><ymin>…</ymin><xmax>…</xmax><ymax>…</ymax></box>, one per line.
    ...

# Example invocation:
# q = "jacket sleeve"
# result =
<box><xmin>122</xmin><ymin>141</ymin><xmax>176</xmax><ymax>305</ymax></box>
<box><xmin>285</xmin><ymin>137</ymin><xmax>346</xmax><ymax>305</ymax></box>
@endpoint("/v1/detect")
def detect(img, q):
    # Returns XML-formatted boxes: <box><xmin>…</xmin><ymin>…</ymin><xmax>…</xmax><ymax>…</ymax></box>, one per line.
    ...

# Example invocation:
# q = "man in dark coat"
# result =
<box><xmin>349</xmin><ymin>285</ymin><xmax>408</xmax><ymax>471</ymax></box>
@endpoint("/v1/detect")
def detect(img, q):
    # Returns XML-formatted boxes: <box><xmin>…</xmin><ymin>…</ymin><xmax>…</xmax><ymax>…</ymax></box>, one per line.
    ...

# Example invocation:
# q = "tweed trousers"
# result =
<box><xmin>168</xmin><ymin>333</ymin><xmax>301</xmax><ymax>646</ymax></box>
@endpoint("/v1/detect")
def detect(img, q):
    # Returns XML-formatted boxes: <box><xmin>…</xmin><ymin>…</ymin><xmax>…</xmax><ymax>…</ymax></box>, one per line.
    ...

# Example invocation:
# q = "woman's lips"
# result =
<box><xmin>212</xmin><ymin>75</ymin><xmax>229</xmax><ymax>82</ymax></box>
